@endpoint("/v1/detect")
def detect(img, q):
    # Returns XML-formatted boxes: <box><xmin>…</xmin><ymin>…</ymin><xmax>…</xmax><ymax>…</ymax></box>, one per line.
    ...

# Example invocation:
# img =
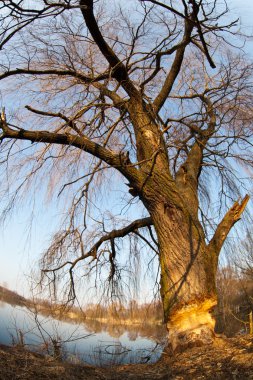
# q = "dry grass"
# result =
<box><xmin>0</xmin><ymin>335</ymin><xmax>253</xmax><ymax>379</ymax></box>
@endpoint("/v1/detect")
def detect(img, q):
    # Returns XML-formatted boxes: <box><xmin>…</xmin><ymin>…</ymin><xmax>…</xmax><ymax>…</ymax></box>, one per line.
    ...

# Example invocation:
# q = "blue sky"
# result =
<box><xmin>0</xmin><ymin>0</ymin><xmax>252</xmax><ymax>298</ymax></box>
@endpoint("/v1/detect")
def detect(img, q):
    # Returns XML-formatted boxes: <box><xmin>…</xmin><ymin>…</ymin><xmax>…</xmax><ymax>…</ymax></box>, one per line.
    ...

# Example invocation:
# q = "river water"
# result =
<box><xmin>0</xmin><ymin>301</ymin><xmax>165</xmax><ymax>366</ymax></box>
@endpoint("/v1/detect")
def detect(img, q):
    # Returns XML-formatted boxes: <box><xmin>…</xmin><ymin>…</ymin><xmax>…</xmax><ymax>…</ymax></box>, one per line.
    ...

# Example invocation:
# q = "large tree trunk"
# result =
<box><xmin>151</xmin><ymin>202</ymin><xmax>217</xmax><ymax>352</ymax></box>
<box><xmin>142</xmin><ymin>184</ymin><xmax>249</xmax><ymax>352</ymax></box>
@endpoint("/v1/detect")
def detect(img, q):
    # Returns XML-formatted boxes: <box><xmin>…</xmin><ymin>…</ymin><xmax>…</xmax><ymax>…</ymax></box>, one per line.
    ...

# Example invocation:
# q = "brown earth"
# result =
<box><xmin>0</xmin><ymin>335</ymin><xmax>252</xmax><ymax>380</ymax></box>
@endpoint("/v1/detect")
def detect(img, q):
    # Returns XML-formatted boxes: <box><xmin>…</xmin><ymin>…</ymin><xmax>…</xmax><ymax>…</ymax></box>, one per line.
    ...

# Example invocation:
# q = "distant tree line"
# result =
<box><xmin>216</xmin><ymin>267</ymin><xmax>253</xmax><ymax>336</ymax></box>
<box><xmin>84</xmin><ymin>300</ymin><xmax>163</xmax><ymax>323</ymax></box>
<box><xmin>0</xmin><ymin>286</ymin><xmax>26</xmax><ymax>306</ymax></box>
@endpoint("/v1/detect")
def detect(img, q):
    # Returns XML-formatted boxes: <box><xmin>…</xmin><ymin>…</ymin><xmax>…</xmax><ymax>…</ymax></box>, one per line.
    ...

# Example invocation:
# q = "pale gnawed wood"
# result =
<box><xmin>167</xmin><ymin>299</ymin><xmax>217</xmax><ymax>352</ymax></box>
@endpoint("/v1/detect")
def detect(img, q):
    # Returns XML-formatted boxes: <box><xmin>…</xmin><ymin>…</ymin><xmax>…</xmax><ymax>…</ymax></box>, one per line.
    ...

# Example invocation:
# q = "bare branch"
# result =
<box><xmin>208</xmin><ymin>195</ymin><xmax>250</xmax><ymax>256</ymax></box>
<box><xmin>0</xmin><ymin>68</ymin><xmax>108</xmax><ymax>83</ymax></box>
<box><xmin>0</xmin><ymin>110</ymin><xmax>140</xmax><ymax>183</ymax></box>
<box><xmin>153</xmin><ymin>16</ymin><xmax>194</xmax><ymax>112</ymax></box>
<box><xmin>43</xmin><ymin>217</ymin><xmax>153</xmax><ymax>273</ymax></box>
<box><xmin>80</xmin><ymin>0</ymin><xmax>139</xmax><ymax>98</ymax></box>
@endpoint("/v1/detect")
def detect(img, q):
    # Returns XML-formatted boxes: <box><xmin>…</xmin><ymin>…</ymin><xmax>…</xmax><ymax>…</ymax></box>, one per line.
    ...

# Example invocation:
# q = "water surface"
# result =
<box><xmin>0</xmin><ymin>301</ymin><xmax>165</xmax><ymax>366</ymax></box>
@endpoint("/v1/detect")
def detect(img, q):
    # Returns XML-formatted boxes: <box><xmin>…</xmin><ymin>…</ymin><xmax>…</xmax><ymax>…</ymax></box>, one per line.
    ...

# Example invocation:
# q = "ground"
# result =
<box><xmin>0</xmin><ymin>335</ymin><xmax>253</xmax><ymax>380</ymax></box>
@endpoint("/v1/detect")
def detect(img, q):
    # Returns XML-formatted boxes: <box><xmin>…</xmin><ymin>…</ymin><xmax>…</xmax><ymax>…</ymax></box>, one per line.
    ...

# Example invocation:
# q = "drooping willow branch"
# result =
<box><xmin>41</xmin><ymin>217</ymin><xmax>153</xmax><ymax>300</ymax></box>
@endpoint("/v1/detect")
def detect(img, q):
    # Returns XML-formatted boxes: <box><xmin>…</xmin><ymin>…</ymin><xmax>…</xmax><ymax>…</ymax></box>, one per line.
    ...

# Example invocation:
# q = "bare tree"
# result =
<box><xmin>238</xmin><ymin>232</ymin><xmax>253</xmax><ymax>280</ymax></box>
<box><xmin>0</xmin><ymin>0</ymin><xmax>252</xmax><ymax>351</ymax></box>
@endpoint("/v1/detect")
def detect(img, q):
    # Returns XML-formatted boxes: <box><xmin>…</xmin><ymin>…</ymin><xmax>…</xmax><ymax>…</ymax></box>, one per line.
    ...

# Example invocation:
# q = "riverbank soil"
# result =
<box><xmin>0</xmin><ymin>335</ymin><xmax>252</xmax><ymax>380</ymax></box>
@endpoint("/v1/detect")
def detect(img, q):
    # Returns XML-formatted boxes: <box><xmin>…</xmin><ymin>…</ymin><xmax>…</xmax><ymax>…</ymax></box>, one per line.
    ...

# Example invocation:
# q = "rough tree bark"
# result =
<box><xmin>151</xmin><ymin>192</ymin><xmax>249</xmax><ymax>351</ymax></box>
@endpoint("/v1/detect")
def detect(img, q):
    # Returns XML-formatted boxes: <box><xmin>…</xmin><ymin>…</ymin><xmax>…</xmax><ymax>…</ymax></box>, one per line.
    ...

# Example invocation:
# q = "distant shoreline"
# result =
<box><xmin>0</xmin><ymin>285</ymin><xmax>27</xmax><ymax>307</ymax></box>
<box><xmin>0</xmin><ymin>286</ymin><xmax>163</xmax><ymax>327</ymax></box>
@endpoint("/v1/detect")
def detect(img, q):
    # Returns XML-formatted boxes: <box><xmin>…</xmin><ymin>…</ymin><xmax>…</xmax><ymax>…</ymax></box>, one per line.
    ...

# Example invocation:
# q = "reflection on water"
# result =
<box><xmin>84</xmin><ymin>317</ymin><xmax>165</xmax><ymax>341</ymax></box>
<box><xmin>0</xmin><ymin>302</ymin><xmax>166</xmax><ymax>366</ymax></box>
